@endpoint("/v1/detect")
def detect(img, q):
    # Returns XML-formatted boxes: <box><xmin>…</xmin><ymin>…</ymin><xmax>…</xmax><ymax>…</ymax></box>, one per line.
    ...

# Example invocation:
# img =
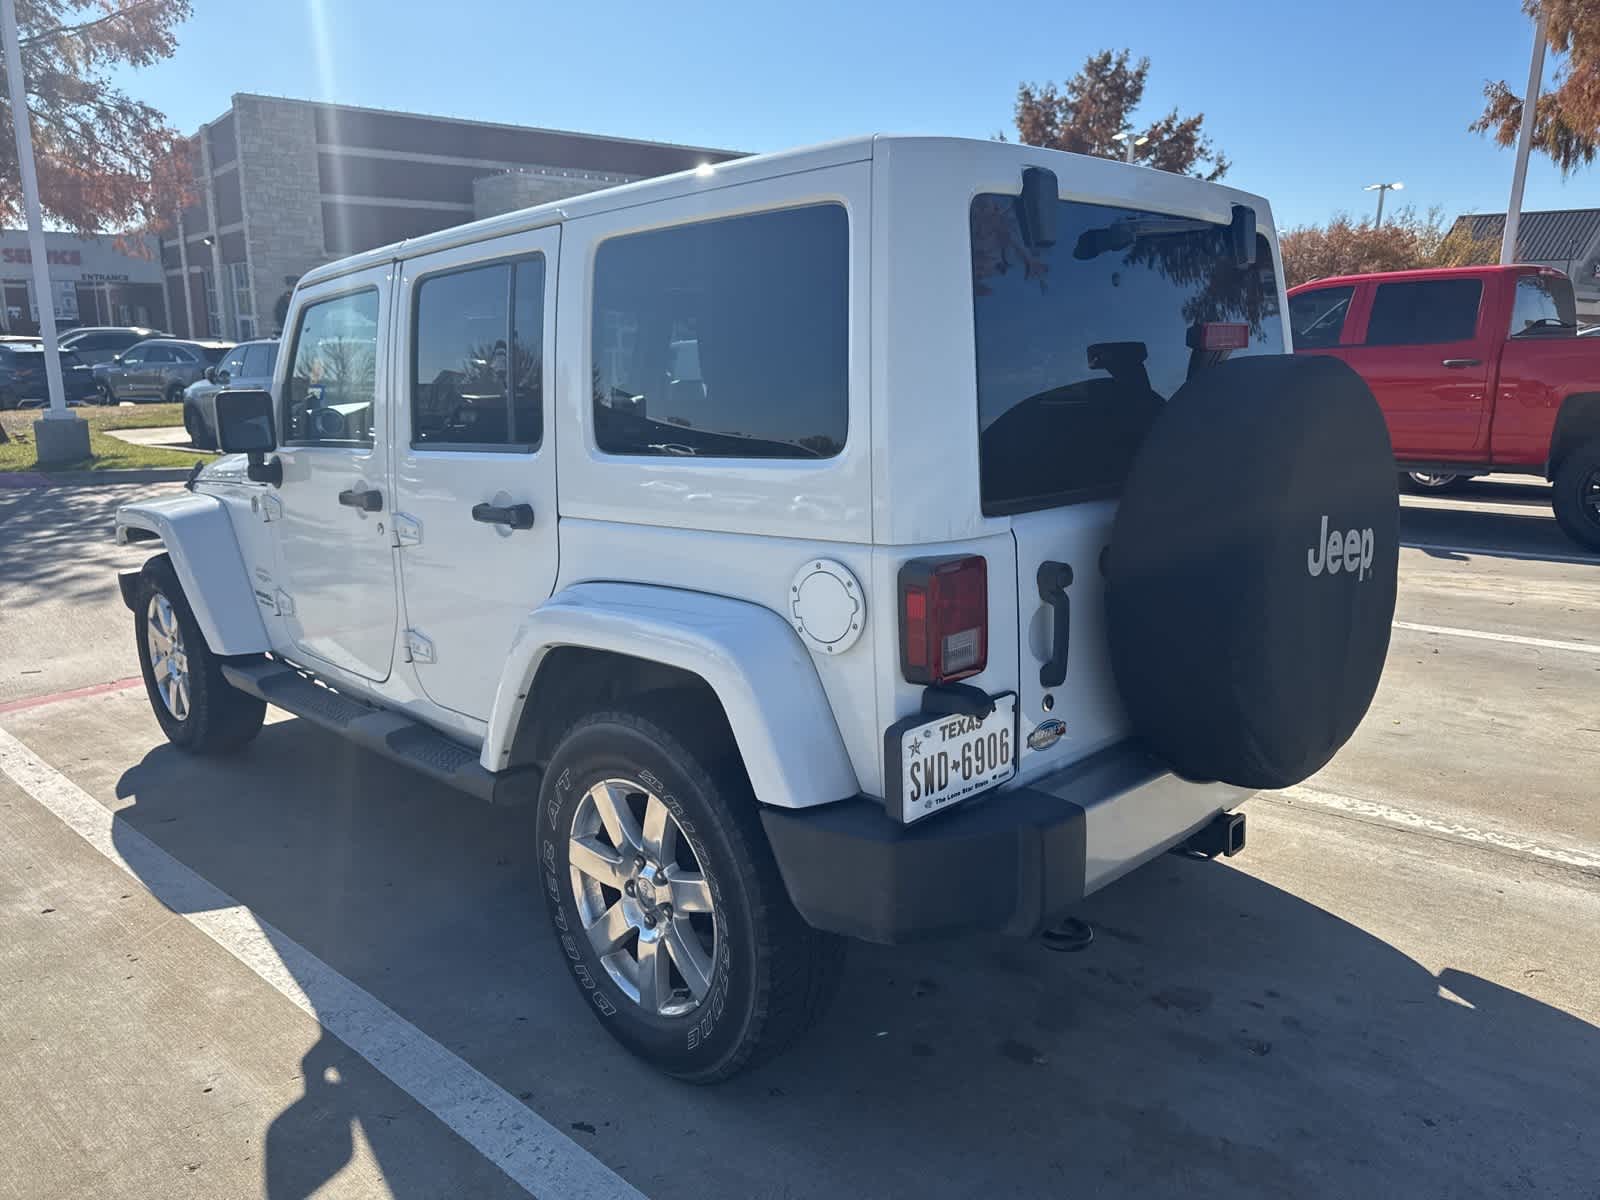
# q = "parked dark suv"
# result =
<box><xmin>0</xmin><ymin>343</ymin><xmax>97</xmax><ymax>409</ymax></box>
<box><xmin>57</xmin><ymin>326</ymin><xmax>168</xmax><ymax>368</ymax></box>
<box><xmin>94</xmin><ymin>338</ymin><xmax>233</xmax><ymax>405</ymax></box>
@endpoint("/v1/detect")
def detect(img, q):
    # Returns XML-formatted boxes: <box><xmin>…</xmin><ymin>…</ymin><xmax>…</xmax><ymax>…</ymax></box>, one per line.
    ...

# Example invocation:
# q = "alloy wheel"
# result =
<box><xmin>145</xmin><ymin>593</ymin><xmax>190</xmax><ymax>719</ymax></box>
<box><xmin>567</xmin><ymin>778</ymin><xmax>718</xmax><ymax>1017</ymax></box>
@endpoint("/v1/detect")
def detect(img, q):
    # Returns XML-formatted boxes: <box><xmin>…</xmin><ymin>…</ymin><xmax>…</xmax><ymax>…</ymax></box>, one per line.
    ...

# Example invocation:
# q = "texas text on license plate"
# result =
<box><xmin>886</xmin><ymin>693</ymin><xmax>1017</xmax><ymax>824</ymax></box>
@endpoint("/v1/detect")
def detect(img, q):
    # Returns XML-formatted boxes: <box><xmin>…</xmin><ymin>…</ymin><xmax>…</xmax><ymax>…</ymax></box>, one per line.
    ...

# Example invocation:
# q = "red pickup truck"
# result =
<box><xmin>1288</xmin><ymin>264</ymin><xmax>1600</xmax><ymax>550</ymax></box>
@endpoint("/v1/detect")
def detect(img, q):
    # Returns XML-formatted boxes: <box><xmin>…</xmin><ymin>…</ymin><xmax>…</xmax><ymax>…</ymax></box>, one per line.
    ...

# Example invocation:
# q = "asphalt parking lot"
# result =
<box><xmin>1</xmin><ymin>476</ymin><xmax>1596</xmax><ymax>1200</ymax></box>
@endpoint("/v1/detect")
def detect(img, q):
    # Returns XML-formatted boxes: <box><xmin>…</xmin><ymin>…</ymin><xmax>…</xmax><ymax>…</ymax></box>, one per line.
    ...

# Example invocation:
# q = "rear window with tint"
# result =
<box><xmin>1289</xmin><ymin>286</ymin><xmax>1355</xmax><ymax>349</ymax></box>
<box><xmin>1365</xmin><ymin>279</ymin><xmax>1482</xmax><ymax>345</ymax></box>
<box><xmin>591</xmin><ymin>204</ymin><xmax>848</xmax><ymax>459</ymax></box>
<box><xmin>971</xmin><ymin>194</ymin><xmax>1283</xmax><ymax>515</ymax></box>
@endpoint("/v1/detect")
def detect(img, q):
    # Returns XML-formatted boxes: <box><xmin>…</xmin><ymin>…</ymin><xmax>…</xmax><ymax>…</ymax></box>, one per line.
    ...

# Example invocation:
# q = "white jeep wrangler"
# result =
<box><xmin>115</xmin><ymin>136</ymin><xmax>1399</xmax><ymax>1081</ymax></box>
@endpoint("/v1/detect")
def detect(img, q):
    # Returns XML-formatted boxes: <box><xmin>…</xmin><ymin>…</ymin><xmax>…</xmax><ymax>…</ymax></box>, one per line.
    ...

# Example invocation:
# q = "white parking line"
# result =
<box><xmin>0</xmin><ymin>725</ymin><xmax>643</xmax><ymax>1200</ymax></box>
<box><xmin>1402</xmin><ymin>541</ymin><xmax>1600</xmax><ymax>567</ymax></box>
<box><xmin>1392</xmin><ymin>620</ymin><xmax>1600</xmax><ymax>657</ymax></box>
<box><xmin>1271</xmin><ymin>785</ymin><xmax>1600</xmax><ymax>873</ymax></box>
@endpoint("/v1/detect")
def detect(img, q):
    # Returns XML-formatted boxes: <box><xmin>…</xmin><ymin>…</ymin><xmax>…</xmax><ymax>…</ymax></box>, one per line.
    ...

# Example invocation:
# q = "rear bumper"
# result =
<box><xmin>760</xmin><ymin>741</ymin><xmax>1249</xmax><ymax>944</ymax></box>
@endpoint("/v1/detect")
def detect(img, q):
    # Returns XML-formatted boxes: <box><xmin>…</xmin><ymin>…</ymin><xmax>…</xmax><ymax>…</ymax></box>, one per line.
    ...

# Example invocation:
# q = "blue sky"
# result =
<box><xmin>115</xmin><ymin>0</ymin><xmax>1588</xmax><ymax>231</ymax></box>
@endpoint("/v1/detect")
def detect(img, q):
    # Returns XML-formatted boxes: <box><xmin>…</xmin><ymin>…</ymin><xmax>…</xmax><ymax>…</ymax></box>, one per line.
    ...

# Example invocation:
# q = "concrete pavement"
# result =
<box><xmin>0</xmin><ymin>477</ymin><xmax>1596</xmax><ymax>1198</ymax></box>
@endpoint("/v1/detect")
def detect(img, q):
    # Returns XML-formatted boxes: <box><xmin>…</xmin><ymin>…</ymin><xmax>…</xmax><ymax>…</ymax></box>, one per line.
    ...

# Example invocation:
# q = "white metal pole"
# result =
<box><xmin>1</xmin><ymin>0</ymin><xmax>70</xmax><ymax>419</ymax></box>
<box><xmin>1502</xmin><ymin>6</ymin><xmax>1550</xmax><ymax>266</ymax></box>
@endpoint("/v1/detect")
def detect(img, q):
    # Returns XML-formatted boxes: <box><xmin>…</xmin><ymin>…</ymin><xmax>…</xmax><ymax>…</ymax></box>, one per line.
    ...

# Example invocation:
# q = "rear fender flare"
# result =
<box><xmin>114</xmin><ymin>493</ymin><xmax>268</xmax><ymax>656</ymax></box>
<box><xmin>483</xmin><ymin>582</ymin><xmax>860</xmax><ymax>811</ymax></box>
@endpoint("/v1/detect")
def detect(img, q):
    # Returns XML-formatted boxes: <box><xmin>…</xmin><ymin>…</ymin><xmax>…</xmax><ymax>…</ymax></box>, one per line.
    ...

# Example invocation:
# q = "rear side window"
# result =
<box><xmin>283</xmin><ymin>289</ymin><xmax>380</xmax><ymax>446</ymax></box>
<box><xmin>241</xmin><ymin>343</ymin><xmax>277</xmax><ymax>378</ymax></box>
<box><xmin>1289</xmin><ymin>286</ymin><xmax>1354</xmax><ymax>349</ymax></box>
<box><xmin>1509</xmin><ymin>273</ymin><xmax>1577</xmax><ymax>336</ymax></box>
<box><xmin>591</xmin><ymin>204</ymin><xmax>848</xmax><ymax>459</ymax></box>
<box><xmin>199</xmin><ymin>346</ymin><xmax>228</xmax><ymax>364</ymax></box>
<box><xmin>971</xmin><ymin>195</ymin><xmax>1283</xmax><ymax>515</ymax></box>
<box><xmin>1365</xmin><ymin>279</ymin><xmax>1482</xmax><ymax>345</ymax></box>
<box><xmin>411</xmin><ymin>255</ymin><xmax>544</xmax><ymax>449</ymax></box>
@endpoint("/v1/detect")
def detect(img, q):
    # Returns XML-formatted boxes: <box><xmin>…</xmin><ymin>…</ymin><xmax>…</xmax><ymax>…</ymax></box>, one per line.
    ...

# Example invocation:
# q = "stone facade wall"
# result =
<box><xmin>234</xmin><ymin>96</ymin><xmax>328</xmax><ymax>334</ymax></box>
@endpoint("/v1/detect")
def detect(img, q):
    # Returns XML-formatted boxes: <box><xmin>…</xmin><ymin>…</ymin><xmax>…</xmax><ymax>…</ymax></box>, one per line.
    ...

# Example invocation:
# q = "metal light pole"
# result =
<box><xmin>1113</xmin><ymin>130</ymin><xmax>1150</xmax><ymax>164</ymax></box>
<box><xmin>1502</xmin><ymin>4</ymin><xmax>1550</xmax><ymax>265</ymax></box>
<box><xmin>1</xmin><ymin>0</ymin><xmax>88</xmax><ymax>461</ymax></box>
<box><xmin>1364</xmin><ymin>181</ymin><xmax>1404</xmax><ymax>226</ymax></box>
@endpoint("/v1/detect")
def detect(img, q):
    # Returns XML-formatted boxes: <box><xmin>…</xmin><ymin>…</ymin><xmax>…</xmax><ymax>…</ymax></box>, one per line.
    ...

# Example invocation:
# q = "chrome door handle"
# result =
<box><xmin>471</xmin><ymin>501</ymin><xmax>535</xmax><ymax>530</ymax></box>
<box><xmin>1441</xmin><ymin>358</ymin><xmax>1482</xmax><ymax>369</ymax></box>
<box><xmin>337</xmin><ymin>487</ymin><xmax>383</xmax><ymax>512</ymax></box>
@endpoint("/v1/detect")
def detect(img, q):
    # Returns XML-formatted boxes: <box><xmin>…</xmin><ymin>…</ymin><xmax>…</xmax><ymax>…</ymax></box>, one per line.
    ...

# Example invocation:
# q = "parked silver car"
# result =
<box><xmin>181</xmin><ymin>339</ymin><xmax>279</xmax><ymax>449</ymax></box>
<box><xmin>58</xmin><ymin>326</ymin><xmax>169</xmax><ymax>367</ymax></box>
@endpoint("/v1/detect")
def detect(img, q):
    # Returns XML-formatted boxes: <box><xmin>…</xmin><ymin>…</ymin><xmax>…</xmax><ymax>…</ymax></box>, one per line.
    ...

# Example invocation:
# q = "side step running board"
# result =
<box><xmin>220</xmin><ymin>659</ymin><xmax>539</xmax><ymax>806</ymax></box>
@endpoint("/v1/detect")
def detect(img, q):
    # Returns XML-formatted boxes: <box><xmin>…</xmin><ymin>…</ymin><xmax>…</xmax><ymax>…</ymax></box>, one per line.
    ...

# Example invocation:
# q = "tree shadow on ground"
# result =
<box><xmin>114</xmin><ymin>719</ymin><xmax>1600</xmax><ymax>1200</ymax></box>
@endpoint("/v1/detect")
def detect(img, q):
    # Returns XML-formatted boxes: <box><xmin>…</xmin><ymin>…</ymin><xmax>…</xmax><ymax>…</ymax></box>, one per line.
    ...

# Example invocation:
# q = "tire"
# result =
<box><xmin>99</xmin><ymin>382</ymin><xmax>115</xmax><ymax>405</ymax></box>
<box><xmin>133</xmin><ymin>555</ymin><xmax>267</xmax><ymax>755</ymax></box>
<box><xmin>536</xmin><ymin>703</ymin><xmax>844</xmax><ymax>1082</ymax></box>
<box><xmin>184</xmin><ymin>404</ymin><xmax>215</xmax><ymax>450</ymax></box>
<box><xmin>1399</xmin><ymin>471</ymin><xmax>1464</xmax><ymax>494</ymax></box>
<box><xmin>165</xmin><ymin>381</ymin><xmax>185</xmax><ymax>406</ymax></box>
<box><xmin>1107</xmin><ymin>354</ymin><xmax>1398</xmax><ymax>790</ymax></box>
<box><xmin>1551</xmin><ymin>440</ymin><xmax>1600</xmax><ymax>551</ymax></box>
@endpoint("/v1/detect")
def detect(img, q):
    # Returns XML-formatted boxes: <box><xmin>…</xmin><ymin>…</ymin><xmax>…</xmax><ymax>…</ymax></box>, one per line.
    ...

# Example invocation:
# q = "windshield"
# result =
<box><xmin>972</xmin><ymin>194</ymin><xmax>1284</xmax><ymax>515</ymax></box>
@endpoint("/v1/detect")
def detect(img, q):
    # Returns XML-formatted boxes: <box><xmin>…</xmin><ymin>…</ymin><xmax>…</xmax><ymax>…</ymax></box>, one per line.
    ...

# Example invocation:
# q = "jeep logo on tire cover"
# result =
<box><xmin>1306</xmin><ymin>514</ymin><xmax>1376</xmax><ymax>582</ymax></box>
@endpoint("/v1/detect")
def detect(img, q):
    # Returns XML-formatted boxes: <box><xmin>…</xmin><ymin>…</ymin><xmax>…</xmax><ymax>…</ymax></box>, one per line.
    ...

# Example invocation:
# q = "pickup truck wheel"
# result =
<box><xmin>133</xmin><ymin>556</ymin><xmax>267</xmax><ymax>754</ymax></box>
<box><xmin>537</xmin><ymin>707</ymin><xmax>844</xmax><ymax>1082</ymax></box>
<box><xmin>1400</xmin><ymin>471</ymin><xmax>1464</xmax><ymax>494</ymax></box>
<box><xmin>1551</xmin><ymin>441</ymin><xmax>1600</xmax><ymax>551</ymax></box>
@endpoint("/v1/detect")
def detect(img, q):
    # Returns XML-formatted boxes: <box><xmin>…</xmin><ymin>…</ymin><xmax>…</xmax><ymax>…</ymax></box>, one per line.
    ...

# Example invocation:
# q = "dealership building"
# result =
<box><xmin>161</xmin><ymin>94</ymin><xmax>743</xmax><ymax>341</ymax></box>
<box><xmin>0</xmin><ymin>230</ymin><xmax>168</xmax><ymax>334</ymax></box>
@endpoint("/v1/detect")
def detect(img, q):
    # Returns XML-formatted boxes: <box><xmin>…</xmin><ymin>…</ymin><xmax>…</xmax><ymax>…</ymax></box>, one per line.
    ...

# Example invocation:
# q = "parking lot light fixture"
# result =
<box><xmin>1364</xmin><ymin>181</ymin><xmax>1404</xmax><ymax>227</ymax></box>
<box><xmin>1113</xmin><ymin>131</ymin><xmax>1151</xmax><ymax>164</ymax></box>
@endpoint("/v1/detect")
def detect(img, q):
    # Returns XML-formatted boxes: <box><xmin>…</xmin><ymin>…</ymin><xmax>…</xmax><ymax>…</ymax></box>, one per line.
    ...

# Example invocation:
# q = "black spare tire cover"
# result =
<box><xmin>1106</xmin><ymin>354</ymin><xmax>1398</xmax><ymax>790</ymax></box>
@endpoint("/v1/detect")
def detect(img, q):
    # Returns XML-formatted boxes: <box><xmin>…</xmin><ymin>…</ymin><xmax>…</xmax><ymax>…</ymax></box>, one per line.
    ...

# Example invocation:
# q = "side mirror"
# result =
<box><xmin>217</xmin><ymin>368</ymin><xmax>230</xmax><ymax>385</ymax></box>
<box><xmin>203</xmin><ymin>366</ymin><xmax>217</xmax><ymax>383</ymax></box>
<box><xmin>215</xmin><ymin>388</ymin><xmax>282</xmax><ymax>484</ymax></box>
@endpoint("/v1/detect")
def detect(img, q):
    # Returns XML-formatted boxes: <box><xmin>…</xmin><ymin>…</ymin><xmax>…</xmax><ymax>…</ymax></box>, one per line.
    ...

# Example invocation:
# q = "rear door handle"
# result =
<box><xmin>471</xmin><ymin>501</ymin><xmax>535</xmax><ymax>530</ymax></box>
<box><xmin>337</xmin><ymin>487</ymin><xmax>383</xmax><ymax>512</ymax></box>
<box><xmin>1037</xmin><ymin>561</ymin><xmax>1074</xmax><ymax>687</ymax></box>
<box><xmin>1442</xmin><ymin>358</ymin><xmax>1482</xmax><ymax>369</ymax></box>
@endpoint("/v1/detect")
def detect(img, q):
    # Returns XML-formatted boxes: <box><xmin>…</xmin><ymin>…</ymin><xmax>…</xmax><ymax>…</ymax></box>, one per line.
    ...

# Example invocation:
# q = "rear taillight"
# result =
<box><xmin>898</xmin><ymin>555</ymin><xmax>988</xmax><ymax>685</ymax></box>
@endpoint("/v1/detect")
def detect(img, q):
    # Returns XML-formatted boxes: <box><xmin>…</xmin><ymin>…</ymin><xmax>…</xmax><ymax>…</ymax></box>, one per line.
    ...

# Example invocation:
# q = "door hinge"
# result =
<box><xmin>403</xmin><ymin>628</ymin><xmax>435</xmax><ymax>665</ymax></box>
<box><xmin>252</xmin><ymin>493</ymin><xmax>283</xmax><ymax>523</ymax></box>
<box><xmin>273</xmin><ymin>588</ymin><xmax>295</xmax><ymax>617</ymax></box>
<box><xmin>392</xmin><ymin>512</ymin><xmax>422</xmax><ymax>548</ymax></box>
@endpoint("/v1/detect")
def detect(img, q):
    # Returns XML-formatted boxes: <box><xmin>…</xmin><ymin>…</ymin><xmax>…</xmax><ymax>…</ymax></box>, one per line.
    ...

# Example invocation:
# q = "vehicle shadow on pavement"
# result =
<box><xmin>113</xmin><ymin>720</ymin><xmax>1600</xmax><ymax>1200</ymax></box>
<box><xmin>1400</xmin><ymin>499</ymin><xmax>1598</xmax><ymax>564</ymax></box>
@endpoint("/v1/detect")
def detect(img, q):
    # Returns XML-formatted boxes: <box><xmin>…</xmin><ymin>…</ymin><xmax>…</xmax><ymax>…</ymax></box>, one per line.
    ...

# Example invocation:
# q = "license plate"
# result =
<box><xmin>887</xmin><ymin>693</ymin><xmax>1017</xmax><ymax>824</ymax></box>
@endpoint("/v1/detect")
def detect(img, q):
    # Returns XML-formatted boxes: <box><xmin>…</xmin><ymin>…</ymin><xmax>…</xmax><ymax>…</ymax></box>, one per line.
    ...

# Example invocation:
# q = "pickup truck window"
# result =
<box><xmin>1509</xmin><ymin>274</ymin><xmax>1578</xmax><ymax>337</ymax></box>
<box><xmin>1289</xmin><ymin>286</ymin><xmax>1354</xmax><ymax>349</ymax></box>
<box><xmin>1365</xmin><ymin>279</ymin><xmax>1481</xmax><ymax>346</ymax></box>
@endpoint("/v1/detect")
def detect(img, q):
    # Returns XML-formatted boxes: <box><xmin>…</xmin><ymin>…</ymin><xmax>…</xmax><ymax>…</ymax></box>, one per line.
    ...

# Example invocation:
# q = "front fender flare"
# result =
<box><xmin>114</xmin><ymin>492</ymin><xmax>269</xmax><ymax>656</ymax></box>
<box><xmin>483</xmin><ymin>582</ymin><xmax>860</xmax><ymax>811</ymax></box>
